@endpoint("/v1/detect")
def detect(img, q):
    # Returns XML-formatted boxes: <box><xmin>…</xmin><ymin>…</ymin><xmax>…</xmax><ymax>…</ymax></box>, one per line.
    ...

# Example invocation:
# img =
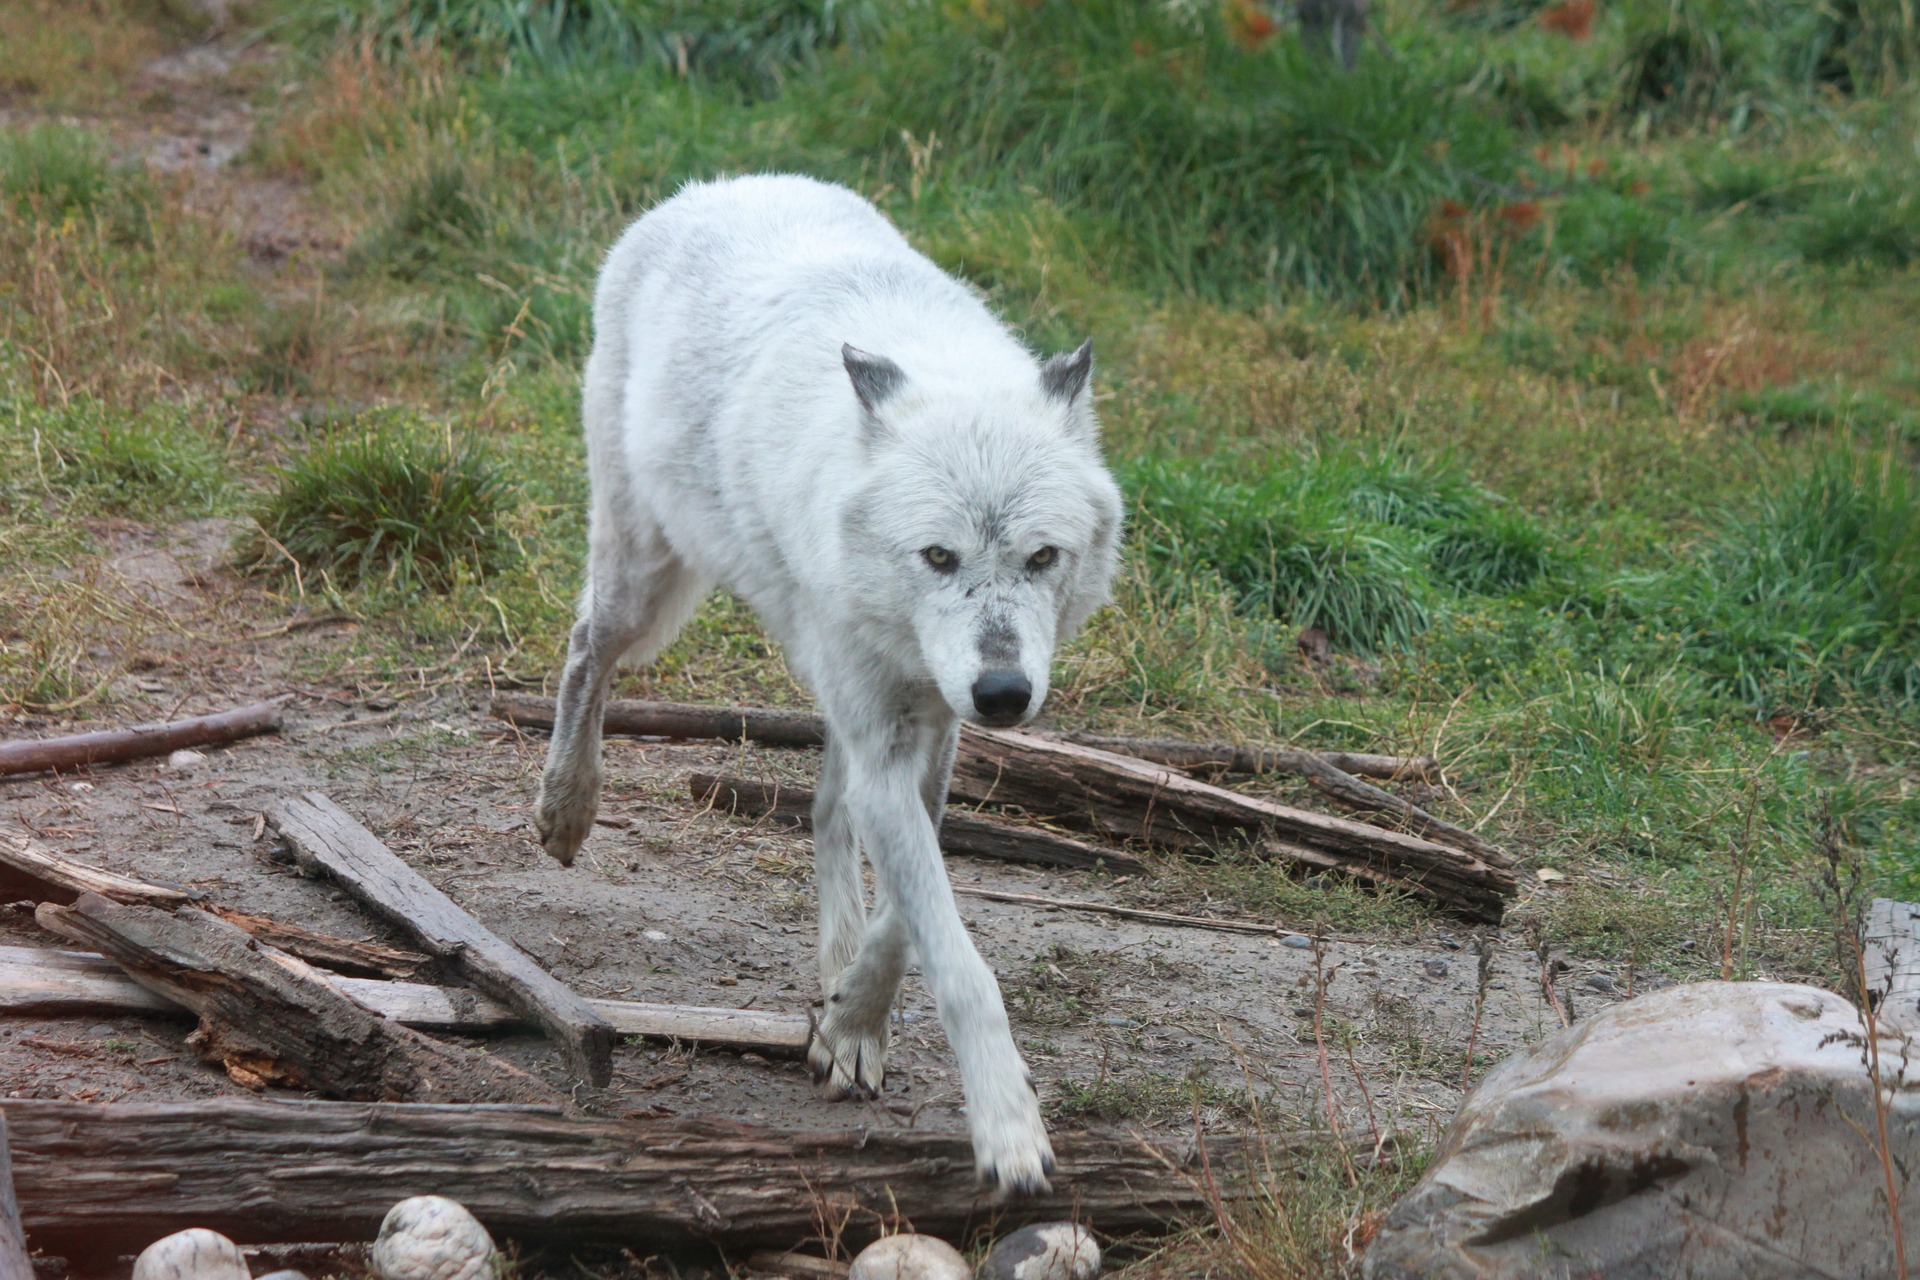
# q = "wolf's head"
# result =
<box><xmin>840</xmin><ymin>340</ymin><xmax>1124</xmax><ymax>728</ymax></box>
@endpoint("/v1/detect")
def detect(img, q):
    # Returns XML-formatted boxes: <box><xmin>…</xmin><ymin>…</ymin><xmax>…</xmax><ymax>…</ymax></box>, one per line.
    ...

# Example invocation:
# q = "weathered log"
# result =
<box><xmin>689</xmin><ymin>774</ymin><xmax>1145</xmax><ymax>876</ymax></box>
<box><xmin>748</xmin><ymin>1251</ymin><xmax>850</xmax><ymax>1279</ymax></box>
<box><xmin>268</xmin><ymin>792</ymin><xmax>615</xmax><ymax>1087</ymax></box>
<box><xmin>0</xmin><ymin>1114</ymin><xmax>28</xmax><ymax>1280</ymax></box>
<box><xmin>951</xmin><ymin>729</ymin><xmax>1514</xmax><ymax>923</ymax></box>
<box><xmin>5</xmin><ymin>1097</ymin><xmax>1271</xmax><ymax>1261</ymax></box>
<box><xmin>0</xmin><ymin>835</ymin><xmax>431</xmax><ymax>980</ymax></box>
<box><xmin>492</xmin><ymin>693</ymin><xmax>825</xmax><ymax>747</ymax></box>
<box><xmin>0</xmin><ymin>945</ymin><xmax>811</xmax><ymax>1055</ymax></box>
<box><xmin>1863</xmin><ymin>898</ymin><xmax>1920</xmax><ymax>1036</ymax></box>
<box><xmin>488</xmin><ymin>695</ymin><xmax>1437</xmax><ymax>782</ymax></box>
<box><xmin>1051</xmin><ymin>734</ymin><xmax>1490</xmax><ymax>861</ymax></box>
<box><xmin>1048</xmin><ymin>732</ymin><xmax>1437</xmax><ymax>783</ymax></box>
<box><xmin>951</xmin><ymin>885</ymin><xmax>1360</xmax><ymax>943</ymax></box>
<box><xmin>0</xmin><ymin>700</ymin><xmax>284</xmax><ymax>777</ymax></box>
<box><xmin>34</xmin><ymin>897</ymin><xmax>552</xmax><ymax>1104</ymax></box>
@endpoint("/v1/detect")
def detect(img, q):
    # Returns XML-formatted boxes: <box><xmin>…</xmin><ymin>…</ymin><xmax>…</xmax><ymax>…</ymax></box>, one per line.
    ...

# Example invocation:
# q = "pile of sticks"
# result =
<box><xmin>491</xmin><ymin>695</ymin><xmax>1518</xmax><ymax>922</ymax></box>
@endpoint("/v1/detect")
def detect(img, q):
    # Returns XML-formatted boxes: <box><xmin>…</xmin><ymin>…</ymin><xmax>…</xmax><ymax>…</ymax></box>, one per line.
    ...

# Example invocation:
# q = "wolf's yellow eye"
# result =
<box><xmin>1028</xmin><ymin>546</ymin><xmax>1057</xmax><ymax>569</ymax></box>
<box><xmin>924</xmin><ymin>546</ymin><xmax>957</xmax><ymax>572</ymax></box>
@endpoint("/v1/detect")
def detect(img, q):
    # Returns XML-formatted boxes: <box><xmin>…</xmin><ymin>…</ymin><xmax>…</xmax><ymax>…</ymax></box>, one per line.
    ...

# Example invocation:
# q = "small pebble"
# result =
<box><xmin>67</xmin><ymin>780</ymin><xmax>94</xmax><ymax>794</ymax></box>
<box><xmin>642</xmin><ymin>929</ymin><xmax>669</xmax><ymax>943</ymax></box>
<box><xmin>1281</xmin><ymin>934</ymin><xmax>1313</xmax><ymax>950</ymax></box>
<box><xmin>1583</xmin><ymin>973</ymin><xmax>1617</xmax><ymax>994</ymax></box>
<box><xmin>983</xmin><ymin>1222</ymin><xmax>1102</xmax><ymax>1280</ymax></box>
<box><xmin>849</xmin><ymin>1233</ymin><xmax>969</xmax><ymax>1280</ymax></box>
<box><xmin>1439</xmin><ymin>936</ymin><xmax>1462</xmax><ymax>950</ymax></box>
<box><xmin>167</xmin><ymin>748</ymin><xmax>207</xmax><ymax>771</ymax></box>
<box><xmin>255</xmin><ymin>1271</ymin><xmax>312</xmax><ymax>1280</ymax></box>
<box><xmin>131</xmin><ymin>1229</ymin><xmax>249</xmax><ymax>1280</ymax></box>
<box><xmin>1422</xmin><ymin>958</ymin><xmax>1450</xmax><ymax>979</ymax></box>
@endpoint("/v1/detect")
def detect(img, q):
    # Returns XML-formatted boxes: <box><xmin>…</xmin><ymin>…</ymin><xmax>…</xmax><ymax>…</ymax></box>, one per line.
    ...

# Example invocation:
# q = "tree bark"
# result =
<box><xmin>0</xmin><ymin>1114</ymin><xmax>28</xmax><ymax>1280</ymax></box>
<box><xmin>0</xmin><ymin>700</ymin><xmax>284</xmax><ymax>777</ymax></box>
<box><xmin>268</xmin><ymin>792</ymin><xmax>615</xmax><ymax>1087</ymax></box>
<box><xmin>950</xmin><ymin>728</ymin><xmax>1514</xmax><ymax>922</ymax></box>
<box><xmin>690</xmin><ymin>774</ymin><xmax>1145</xmax><ymax>876</ymax></box>
<box><xmin>34</xmin><ymin>897</ymin><xmax>553</xmax><ymax>1105</ymax></box>
<box><xmin>0</xmin><ymin>835</ymin><xmax>430</xmax><ymax>981</ymax></box>
<box><xmin>0</xmin><ymin>944</ymin><xmax>811</xmax><ymax>1055</ymax></box>
<box><xmin>5</xmin><ymin>1097</ymin><xmax>1273</xmax><ymax>1261</ymax></box>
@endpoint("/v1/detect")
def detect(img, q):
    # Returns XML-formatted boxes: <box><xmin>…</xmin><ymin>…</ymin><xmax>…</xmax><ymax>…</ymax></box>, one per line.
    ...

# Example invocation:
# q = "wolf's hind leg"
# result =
<box><xmin>535</xmin><ymin>518</ymin><xmax>704</xmax><ymax>865</ymax></box>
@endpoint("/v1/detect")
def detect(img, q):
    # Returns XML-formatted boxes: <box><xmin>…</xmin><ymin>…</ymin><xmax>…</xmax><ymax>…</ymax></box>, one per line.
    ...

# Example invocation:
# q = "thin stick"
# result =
<box><xmin>1310</xmin><ymin>934</ymin><xmax>1359</xmax><ymax>1188</ymax></box>
<box><xmin>0</xmin><ymin>699</ymin><xmax>286</xmax><ymax>776</ymax></box>
<box><xmin>951</xmin><ymin>884</ymin><xmax>1362</xmax><ymax>943</ymax></box>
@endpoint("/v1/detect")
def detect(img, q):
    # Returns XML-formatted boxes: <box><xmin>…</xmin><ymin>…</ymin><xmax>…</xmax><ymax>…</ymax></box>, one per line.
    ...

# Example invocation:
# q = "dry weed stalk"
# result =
<box><xmin>1460</xmin><ymin>930</ymin><xmax>1496</xmax><ymax>1094</ymax></box>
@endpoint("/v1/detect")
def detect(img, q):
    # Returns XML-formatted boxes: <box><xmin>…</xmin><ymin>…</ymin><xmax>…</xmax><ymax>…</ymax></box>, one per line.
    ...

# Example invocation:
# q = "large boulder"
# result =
<box><xmin>1365</xmin><ymin>982</ymin><xmax>1919</xmax><ymax>1279</ymax></box>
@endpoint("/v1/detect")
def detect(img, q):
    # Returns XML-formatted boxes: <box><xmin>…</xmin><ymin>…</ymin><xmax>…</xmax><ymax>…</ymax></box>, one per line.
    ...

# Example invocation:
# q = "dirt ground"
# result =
<box><xmin>0</xmin><ymin>514</ymin><xmax>1636</xmax><ymax>1277</ymax></box>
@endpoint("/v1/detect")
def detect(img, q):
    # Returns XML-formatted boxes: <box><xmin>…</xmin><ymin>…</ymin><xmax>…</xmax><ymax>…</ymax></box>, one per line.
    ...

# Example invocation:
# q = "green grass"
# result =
<box><xmin>241</xmin><ymin>417</ymin><xmax>521</xmax><ymax>592</ymax></box>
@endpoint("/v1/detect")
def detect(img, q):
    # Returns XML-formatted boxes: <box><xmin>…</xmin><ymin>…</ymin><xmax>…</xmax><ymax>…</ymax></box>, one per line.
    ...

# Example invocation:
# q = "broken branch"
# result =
<box><xmin>0</xmin><ymin>700</ymin><xmax>285</xmax><ymax>777</ymax></box>
<box><xmin>951</xmin><ymin>885</ymin><xmax>1357</xmax><ymax>943</ymax></box>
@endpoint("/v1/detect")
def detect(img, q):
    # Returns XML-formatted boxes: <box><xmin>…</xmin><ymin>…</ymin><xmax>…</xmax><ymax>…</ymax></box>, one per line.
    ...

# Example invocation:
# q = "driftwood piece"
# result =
<box><xmin>1863</xmin><ymin>898</ymin><xmax>1920</xmax><ymax>1036</ymax></box>
<box><xmin>34</xmin><ymin>897</ymin><xmax>552</xmax><ymax>1104</ymax></box>
<box><xmin>0</xmin><ymin>1113</ymin><xmax>27</xmax><ymax>1280</ymax></box>
<box><xmin>268</xmin><ymin>792</ymin><xmax>615</xmax><ymax>1087</ymax></box>
<box><xmin>690</xmin><ymin>773</ymin><xmax>1145</xmax><ymax>876</ymax></box>
<box><xmin>5</xmin><ymin>1097</ymin><xmax>1270</xmax><ymax>1260</ymax></box>
<box><xmin>0</xmin><ymin>700</ymin><xmax>284</xmax><ymax>777</ymax></box>
<box><xmin>747</xmin><ymin>1251</ymin><xmax>850</xmax><ymax>1279</ymax></box>
<box><xmin>0</xmin><ymin>943</ymin><xmax>810</xmax><ymax>1054</ymax></box>
<box><xmin>951</xmin><ymin>729</ymin><xmax>1514</xmax><ymax>923</ymax></box>
<box><xmin>0</xmin><ymin>835</ymin><xmax>431</xmax><ymax>980</ymax></box>
<box><xmin>488</xmin><ymin>695</ymin><xmax>1436</xmax><ymax>781</ymax></box>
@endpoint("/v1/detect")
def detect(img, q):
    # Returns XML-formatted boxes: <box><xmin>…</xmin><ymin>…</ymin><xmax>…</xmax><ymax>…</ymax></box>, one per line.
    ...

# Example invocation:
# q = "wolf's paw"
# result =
<box><xmin>807</xmin><ymin>1008</ymin><xmax>889</xmax><ymax>1100</ymax></box>
<box><xmin>970</xmin><ymin>1069</ymin><xmax>1055</xmax><ymax>1197</ymax></box>
<box><xmin>532</xmin><ymin>773</ymin><xmax>599</xmax><ymax>868</ymax></box>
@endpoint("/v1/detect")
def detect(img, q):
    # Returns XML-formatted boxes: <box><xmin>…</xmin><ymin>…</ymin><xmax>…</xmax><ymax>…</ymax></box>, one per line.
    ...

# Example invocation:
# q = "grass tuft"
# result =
<box><xmin>242</xmin><ymin>419</ymin><xmax>519</xmax><ymax>592</ymax></box>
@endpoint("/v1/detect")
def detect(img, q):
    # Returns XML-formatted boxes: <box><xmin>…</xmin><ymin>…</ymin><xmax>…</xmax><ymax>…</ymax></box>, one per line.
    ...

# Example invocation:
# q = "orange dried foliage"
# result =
<box><xmin>1540</xmin><ymin>0</ymin><xmax>1596</xmax><ymax>41</ymax></box>
<box><xmin>1227</xmin><ymin>0</ymin><xmax>1279</xmax><ymax>48</ymax></box>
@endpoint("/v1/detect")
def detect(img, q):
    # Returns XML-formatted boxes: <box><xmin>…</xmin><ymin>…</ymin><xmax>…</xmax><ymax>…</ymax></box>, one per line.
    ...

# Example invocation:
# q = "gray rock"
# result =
<box><xmin>131</xmin><ymin>1229</ymin><xmax>249</xmax><ymax>1280</ymax></box>
<box><xmin>1281</xmin><ymin>934</ymin><xmax>1313</xmax><ymax>950</ymax></box>
<box><xmin>848</xmin><ymin>1233</ymin><xmax>968</xmax><ymax>1279</ymax></box>
<box><xmin>1582</xmin><ymin>972</ymin><xmax>1616</xmax><ymax>994</ymax></box>
<box><xmin>254</xmin><ymin>1272</ymin><xmax>312</xmax><ymax>1280</ymax></box>
<box><xmin>983</xmin><ymin>1222</ymin><xmax>1101</xmax><ymax>1280</ymax></box>
<box><xmin>1421</xmin><ymin>958</ymin><xmax>1450</xmax><ymax>979</ymax></box>
<box><xmin>1364</xmin><ymin>982</ymin><xmax>1920</xmax><ymax>1280</ymax></box>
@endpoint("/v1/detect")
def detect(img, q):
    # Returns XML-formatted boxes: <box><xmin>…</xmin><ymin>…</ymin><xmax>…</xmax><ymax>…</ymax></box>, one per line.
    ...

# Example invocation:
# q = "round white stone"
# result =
<box><xmin>370</xmin><ymin>1195</ymin><xmax>497</xmax><ymax>1280</ymax></box>
<box><xmin>166</xmin><ymin>749</ymin><xmax>208</xmax><ymax>771</ymax></box>
<box><xmin>982</xmin><ymin>1223</ymin><xmax>1102</xmax><ymax>1280</ymax></box>
<box><xmin>131</xmin><ymin>1228</ymin><xmax>250</xmax><ymax>1280</ymax></box>
<box><xmin>847</xmin><ymin>1233</ymin><xmax>971</xmax><ymax>1280</ymax></box>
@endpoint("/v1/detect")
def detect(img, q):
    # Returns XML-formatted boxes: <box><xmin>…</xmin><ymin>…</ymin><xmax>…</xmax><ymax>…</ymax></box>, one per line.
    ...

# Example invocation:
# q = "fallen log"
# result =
<box><xmin>0</xmin><ymin>945</ymin><xmax>811</xmax><ymax>1055</ymax></box>
<box><xmin>1055</xmin><ymin>735</ymin><xmax>1492</xmax><ymax>861</ymax></box>
<box><xmin>0</xmin><ymin>700</ymin><xmax>284</xmax><ymax>777</ymax></box>
<box><xmin>1049</xmin><ymin>732</ymin><xmax>1438</xmax><ymax>783</ymax></box>
<box><xmin>0</xmin><ymin>835</ymin><xmax>430</xmax><ymax>980</ymax></box>
<box><xmin>0</xmin><ymin>1114</ymin><xmax>27</xmax><ymax>1280</ymax></box>
<box><xmin>5</xmin><ymin>1097</ymin><xmax>1271</xmax><ymax>1261</ymax></box>
<box><xmin>35</xmin><ymin>897</ymin><xmax>552</xmax><ymax>1104</ymax></box>
<box><xmin>269</xmin><ymin>792</ymin><xmax>615</xmax><ymax>1087</ymax></box>
<box><xmin>689</xmin><ymin>774</ymin><xmax>1145</xmax><ymax>876</ymax></box>
<box><xmin>951</xmin><ymin>729</ymin><xmax>1514</xmax><ymax>923</ymax></box>
<box><xmin>488</xmin><ymin>695</ymin><xmax>1436</xmax><ymax>782</ymax></box>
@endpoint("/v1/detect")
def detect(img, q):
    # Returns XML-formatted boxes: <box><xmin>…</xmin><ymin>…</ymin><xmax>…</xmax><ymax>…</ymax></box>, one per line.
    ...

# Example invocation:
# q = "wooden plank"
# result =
<box><xmin>0</xmin><ymin>945</ymin><xmax>811</xmax><ymax>1054</ymax></box>
<box><xmin>34</xmin><ymin>897</ymin><xmax>553</xmax><ymax>1105</ymax></box>
<box><xmin>951</xmin><ymin>885</ymin><xmax>1361</xmax><ymax>942</ymax></box>
<box><xmin>0</xmin><ymin>836</ymin><xmax>430</xmax><ymax>980</ymax></box>
<box><xmin>5</xmin><ymin>1097</ymin><xmax>1272</xmax><ymax>1261</ymax></box>
<box><xmin>1863</xmin><ymin>898</ymin><xmax>1920</xmax><ymax>1036</ymax></box>
<box><xmin>1047</xmin><ymin>732</ymin><xmax>1439</xmax><ymax>783</ymax></box>
<box><xmin>268</xmin><ymin>792</ymin><xmax>615</xmax><ymax>1087</ymax></box>
<box><xmin>0</xmin><ymin>700</ymin><xmax>283</xmax><ymax>777</ymax></box>
<box><xmin>950</xmin><ymin>728</ymin><xmax>1515</xmax><ymax>923</ymax></box>
<box><xmin>689</xmin><ymin>773</ymin><xmax>1145</xmax><ymax>876</ymax></box>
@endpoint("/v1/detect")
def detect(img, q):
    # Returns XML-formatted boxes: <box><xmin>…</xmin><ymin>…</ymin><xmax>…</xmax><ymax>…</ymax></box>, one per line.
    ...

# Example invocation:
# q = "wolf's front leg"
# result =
<box><xmin>808</xmin><ymin>738</ymin><xmax>900</xmax><ymax>1097</ymax></box>
<box><xmin>843</xmin><ymin>744</ymin><xmax>1054</xmax><ymax>1194</ymax></box>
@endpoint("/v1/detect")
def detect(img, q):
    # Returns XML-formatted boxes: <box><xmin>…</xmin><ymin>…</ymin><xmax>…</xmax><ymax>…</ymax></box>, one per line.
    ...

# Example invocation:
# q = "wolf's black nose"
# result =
<box><xmin>972</xmin><ymin>671</ymin><xmax>1032</xmax><ymax>724</ymax></box>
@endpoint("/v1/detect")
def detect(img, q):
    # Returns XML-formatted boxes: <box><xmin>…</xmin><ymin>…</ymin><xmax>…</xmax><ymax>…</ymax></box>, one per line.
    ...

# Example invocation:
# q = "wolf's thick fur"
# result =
<box><xmin>534</xmin><ymin>174</ymin><xmax>1124</xmax><ymax>1192</ymax></box>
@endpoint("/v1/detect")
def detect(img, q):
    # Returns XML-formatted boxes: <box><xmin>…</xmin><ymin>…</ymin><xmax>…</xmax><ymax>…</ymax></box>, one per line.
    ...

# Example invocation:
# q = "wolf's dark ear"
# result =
<box><xmin>1040</xmin><ymin>339</ymin><xmax>1094</xmax><ymax>408</ymax></box>
<box><xmin>843</xmin><ymin>344</ymin><xmax>906</xmax><ymax>415</ymax></box>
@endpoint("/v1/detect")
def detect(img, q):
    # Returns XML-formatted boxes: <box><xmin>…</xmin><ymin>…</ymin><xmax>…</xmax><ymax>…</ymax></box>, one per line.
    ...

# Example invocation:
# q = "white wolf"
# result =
<box><xmin>533</xmin><ymin>175</ymin><xmax>1124</xmax><ymax>1192</ymax></box>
